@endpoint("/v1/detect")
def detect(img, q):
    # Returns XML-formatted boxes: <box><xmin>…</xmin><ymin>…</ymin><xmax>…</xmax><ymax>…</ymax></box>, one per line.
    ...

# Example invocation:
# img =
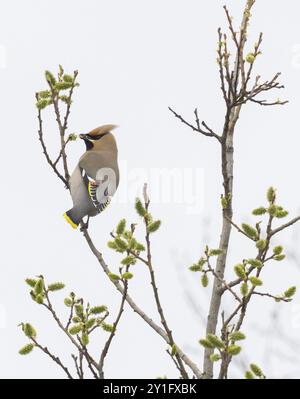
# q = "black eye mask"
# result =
<box><xmin>83</xmin><ymin>132</ymin><xmax>109</xmax><ymax>150</ymax></box>
<box><xmin>86</xmin><ymin>132</ymin><xmax>108</xmax><ymax>141</ymax></box>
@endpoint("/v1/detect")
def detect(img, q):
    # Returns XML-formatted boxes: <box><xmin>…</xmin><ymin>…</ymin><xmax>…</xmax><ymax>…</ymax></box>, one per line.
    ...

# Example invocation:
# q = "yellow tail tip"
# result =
<box><xmin>63</xmin><ymin>212</ymin><xmax>78</xmax><ymax>229</ymax></box>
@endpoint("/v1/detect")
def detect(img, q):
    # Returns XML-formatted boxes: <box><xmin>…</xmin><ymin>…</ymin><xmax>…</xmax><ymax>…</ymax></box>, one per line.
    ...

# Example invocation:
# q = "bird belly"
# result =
<box><xmin>69</xmin><ymin>165</ymin><xmax>97</xmax><ymax>218</ymax></box>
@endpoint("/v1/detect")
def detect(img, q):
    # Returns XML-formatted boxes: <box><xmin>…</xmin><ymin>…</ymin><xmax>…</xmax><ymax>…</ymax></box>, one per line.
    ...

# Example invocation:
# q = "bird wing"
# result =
<box><xmin>79</xmin><ymin>151</ymin><xmax>115</xmax><ymax>213</ymax></box>
<box><xmin>86</xmin><ymin>179</ymin><xmax>111</xmax><ymax>213</ymax></box>
<box><xmin>79</xmin><ymin>151</ymin><xmax>105</xmax><ymax>180</ymax></box>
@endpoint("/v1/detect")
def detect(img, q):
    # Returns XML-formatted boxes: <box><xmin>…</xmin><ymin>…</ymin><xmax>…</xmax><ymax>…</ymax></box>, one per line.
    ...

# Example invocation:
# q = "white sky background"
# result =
<box><xmin>1</xmin><ymin>0</ymin><xmax>300</xmax><ymax>378</ymax></box>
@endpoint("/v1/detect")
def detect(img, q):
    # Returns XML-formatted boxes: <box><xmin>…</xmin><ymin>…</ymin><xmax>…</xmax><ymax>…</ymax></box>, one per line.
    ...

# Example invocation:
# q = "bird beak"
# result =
<box><xmin>79</xmin><ymin>134</ymin><xmax>86</xmax><ymax>140</ymax></box>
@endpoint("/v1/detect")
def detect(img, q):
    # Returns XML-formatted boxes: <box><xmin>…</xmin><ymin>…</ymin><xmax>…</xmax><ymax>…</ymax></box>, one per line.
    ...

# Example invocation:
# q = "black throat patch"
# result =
<box><xmin>84</xmin><ymin>140</ymin><xmax>94</xmax><ymax>150</ymax></box>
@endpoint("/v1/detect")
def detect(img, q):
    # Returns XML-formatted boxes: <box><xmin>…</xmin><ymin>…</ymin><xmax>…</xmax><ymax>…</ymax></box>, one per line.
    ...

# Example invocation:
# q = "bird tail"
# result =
<box><xmin>63</xmin><ymin>210</ymin><xmax>80</xmax><ymax>229</ymax></box>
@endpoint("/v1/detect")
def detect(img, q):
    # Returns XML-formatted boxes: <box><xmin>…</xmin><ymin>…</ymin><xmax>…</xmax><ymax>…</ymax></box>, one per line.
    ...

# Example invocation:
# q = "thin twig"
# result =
<box><xmin>99</xmin><ymin>280</ymin><xmax>128</xmax><ymax>379</ymax></box>
<box><xmin>217</xmin><ymin>28</ymin><xmax>229</xmax><ymax>104</ymax></box>
<box><xmin>270</xmin><ymin>215</ymin><xmax>300</xmax><ymax>237</ymax></box>
<box><xmin>223</xmin><ymin>7</ymin><xmax>239</xmax><ymax>47</ymax></box>
<box><xmin>166</xmin><ymin>349</ymin><xmax>182</xmax><ymax>376</ymax></box>
<box><xmin>66</xmin><ymin>301</ymin><xmax>74</xmax><ymax>330</ymax></box>
<box><xmin>77</xmin><ymin>337</ymin><xmax>99</xmax><ymax>379</ymax></box>
<box><xmin>168</xmin><ymin>107</ymin><xmax>221</xmax><ymax>142</ymax></box>
<box><xmin>205</xmin><ymin>258</ymin><xmax>242</xmax><ymax>304</ymax></box>
<box><xmin>71</xmin><ymin>354</ymin><xmax>82</xmax><ymax>379</ymax></box>
<box><xmin>54</xmin><ymin>137</ymin><xmax>71</xmax><ymax>167</ymax></box>
<box><xmin>225</xmin><ymin>215</ymin><xmax>256</xmax><ymax>241</ymax></box>
<box><xmin>31</xmin><ymin>337</ymin><xmax>73</xmax><ymax>379</ymax></box>
<box><xmin>252</xmin><ymin>291</ymin><xmax>291</xmax><ymax>302</ymax></box>
<box><xmin>79</xmin><ymin>352</ymin><xmax>84</xmax><ymax>379</ymax></box>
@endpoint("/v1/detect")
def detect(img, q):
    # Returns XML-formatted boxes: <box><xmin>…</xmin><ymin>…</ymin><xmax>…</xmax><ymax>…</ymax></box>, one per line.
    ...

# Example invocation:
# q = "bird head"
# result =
<box><xmin>80</xmin><ymin>124</ymin><xmax>118</xmax><ymax>150</ymax></box>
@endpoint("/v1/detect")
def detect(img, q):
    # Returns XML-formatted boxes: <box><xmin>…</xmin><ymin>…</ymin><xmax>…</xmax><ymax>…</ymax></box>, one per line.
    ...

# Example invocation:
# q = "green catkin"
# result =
<box><xmin>64</xmin><ymin>297</ymin><xmax>73</xmax><ymax>307</ymax></box>
<box><xmin>23</xmin><ymin>323</ymin><xmax>37</xmax><ymax>338</ymax></box>
<box><xmin>116</xmin><ymin>219</ymin><xmax>126</xmax><ymax>235</ymax></box>
<box><xmin>284</xmin><ymin>286</ymin><xmax>296</xmax><ymax>298</ymax></box>
<box><xmin>199</xmin><ymin>339</ymin><xmax>215</xmax><ymax>349</ymax></box>
<box><xmin>19</xmin><ymin>343</ymin><xmax>34</xmax><ymax>355</ymax></box>
<box><xmin>90</xmin><ymin>306</ymin><xmax>107</xmax><ymax>314</ymax></box>
<box><xmin>227</xmin><ymin>345</ymin><xmax>241</xmax><ymax>355</ymax></box>
<box><xmin>252</xmin><ymin>207</ymin><xmax>266</xmax><ymax>216</ymax></box>
<box><xmin>69</xmin><ymin>324</ymin><xmax>82</xmax><ymax>335</ymax></box>
<box><xmin>45</xmin><ymin>70</ymin><xmax>56</xmax><ymax>86</ymax></box>
<box><xmin>207</xmin><ymin>334</ymin><xmax>225</xmax><ymax>349</ymax></box>
<box><xmin>135</xmin><ymin>198</ymin><xmax>147</xmax><ymax>217</ymax></box>
<box><xmin>102</xmin><ymin>323</ymin><xmax>115</xmax><ymax>332</ymax></box>
<box><xmin>108</xmin><ymin>273</ymin><xmax>120</xmax><ymax>281</ymax></box>
<box><xmin>267</xmin><ymin>187</ymin><xmax>276</xmax><ymax>203</ymax></box>
<box><xmin>249</xmin><ymin>276</ymin><xmax>263</xmax><ymax>286</ymax></box>
<box><xmin>241</xmin><ymin>223</ymin><xmax>257</xmax><ymax>239</ymax></box>
<box><xmin>25</xmin><ymin>278</ymin><xmax>37</xmax><ymax>288</ymax></box>
<box><xmin>147</xmin><ymin>220</ymin><xmax>161</xmax><ymax>233</ymax></box>
<box><xmin>250</xmin><ymin>363</ymin><xmax>264</xmax><ymax>378</ymax></box>
<box><xmin>229</xmin><ymin>331</ymin><xmax>246</xmax><ymax>341</ymax></box>
<box><xmin>122</xmin><ymin>272</ymin><xmax>134</xmax><ymax>280</ymax></box>
<box><xmin>273</xmin><ymin>246</ymin><xmax>283</xmax><ymax>255</ymax></box>
<box><xmin>48</xmin><ymin>282</ymin><xmax>65</xmax><ymax>291</ymax></box>
<box><xmin>240</xmin><ymin>282</ymin><xmax>248</xmax><ymax>296</ymax></box>
<box><xmin>245</xmin><ymin>371</ymin><xmax>254</xmax><ymax>379</ymax></box>
<box><xmin>201</xmin><ymin>273</ymin><xmax>209</xmax><ymax>287</ymax></box>
<box><xmin>121</xmin><ymin>256</ymin><xmax>136</xmax><ymax>266</ymax></box>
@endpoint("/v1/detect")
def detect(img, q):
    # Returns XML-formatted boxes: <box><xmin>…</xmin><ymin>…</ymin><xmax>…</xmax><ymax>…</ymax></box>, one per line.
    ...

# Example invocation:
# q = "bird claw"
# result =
<box><xmin>80</xmin><ymin>224</ymin><xmax>88</xmax><ymax>232</ymax></box>
<box><xmin>80</xmin><ymin>217</ymin><xmax>90</xmax><ymax>231</ymax></box>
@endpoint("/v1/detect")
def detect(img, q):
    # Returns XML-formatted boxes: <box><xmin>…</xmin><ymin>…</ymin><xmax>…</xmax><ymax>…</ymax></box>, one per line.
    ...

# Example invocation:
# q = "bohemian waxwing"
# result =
<box><xmin>63</xmin><ymin>124</ymin><xmax>119</xmax><ymax>229</ymax></box>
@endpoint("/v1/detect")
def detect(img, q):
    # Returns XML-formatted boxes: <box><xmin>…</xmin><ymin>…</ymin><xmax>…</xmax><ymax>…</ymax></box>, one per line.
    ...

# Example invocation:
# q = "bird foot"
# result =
<box><xmin>80</xmin><ymin>217</ymin><xmax>90</xmax><ymax>231</ymax></box>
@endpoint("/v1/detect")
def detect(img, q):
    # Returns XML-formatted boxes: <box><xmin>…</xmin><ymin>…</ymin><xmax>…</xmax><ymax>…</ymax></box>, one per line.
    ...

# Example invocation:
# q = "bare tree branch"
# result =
<box><xmin>270</xmin><ymin>215</ymin><xmax>300</xmax><ymax>237</ymax></box>
<box><xmin>168</xmin><ymin>106</ymin><xmax>221</xmax><ymax>142</ymax></box>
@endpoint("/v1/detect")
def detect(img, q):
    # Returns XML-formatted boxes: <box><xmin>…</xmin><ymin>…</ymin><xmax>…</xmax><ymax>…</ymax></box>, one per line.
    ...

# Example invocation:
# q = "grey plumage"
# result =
<box><xmin>64</xmin><ymin>124</ymin><xmax>119</xmax><ymax>229</ymax></box>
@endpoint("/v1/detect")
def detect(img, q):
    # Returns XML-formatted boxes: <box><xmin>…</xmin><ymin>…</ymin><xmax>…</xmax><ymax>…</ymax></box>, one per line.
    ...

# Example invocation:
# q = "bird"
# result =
<box><xmin>63</xmin><ymin>124</ymin><xmax>119</xmax><ymax>229</ymax></box>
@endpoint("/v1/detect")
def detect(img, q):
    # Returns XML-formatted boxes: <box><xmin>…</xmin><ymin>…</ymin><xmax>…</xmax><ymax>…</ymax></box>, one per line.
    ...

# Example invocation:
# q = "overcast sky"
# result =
<box><xmin>1</xmin><ymin>0</ymin><xmax>300</xmax><ymax>378</ymax></box>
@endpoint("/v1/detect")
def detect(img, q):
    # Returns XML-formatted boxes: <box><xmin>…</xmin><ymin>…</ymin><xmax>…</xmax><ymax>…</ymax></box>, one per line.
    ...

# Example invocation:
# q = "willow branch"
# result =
<box><xmin>42</xmin><ymin>291</ymin><xmax>99</xmax><ymax>370</ymax></box>
<box><xmin>205</xmin><ymin>257</ymin><xmax>242</xmax><ymax>304</ymax></box>
<box><xmin>36</xmin><ymin>102</ymin><xmax>68</xmax><ymax>187</ymax></box>
<box><xmin>270</xmin><ymin>215</ymin><xmax>300</xmax><ymax>237</ymax></box>
<box><xmin>252</xmin><ymin>291</ymin><xmax>291</xmax><ymax>302</ymax></box>
<box><xmin>142</xmin><ymin>185</ymin><xmax>188</xmax><ymax>379</ymax></box>
<box><xmin>99</xmin><ymin>280</ymin><xmax>128</xmax><ymax>379</ymax></box>
<box><xmin>71</xmin><ymin>354</ymin><xmax>83</xmax><ymax>379</ymax></box>
<box><xmin>77</xmin><ymin>337</ymin><xmax>99</xmax><ymax>379</ymax></box>
<box><xmin>224</xmin><ymin>215</ymin><xmax>256</xmax><ymax>241</ymax></box>
<box><xmin>31</xmin><ymin>337</ymin><xmax>73</xmax><ymax>379</ymax></box>
<box><xmin>65</xmin><ymin>301</ymin><xmax>74</xmax><ymax>330</ymax></box>
<box><xmin>80</xmin><ymin>227</ymin><xmax>202</xmax><ymax>378</ymax></box>
<box><xmin>54</xmin><ymin>136</ymin><xmax>71</xmax><ymax>167</ymax></box>
<box><xmin>168</xmin><ymin>106</ymin><xmax>221</xmax><ymax>142</ymax></box>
